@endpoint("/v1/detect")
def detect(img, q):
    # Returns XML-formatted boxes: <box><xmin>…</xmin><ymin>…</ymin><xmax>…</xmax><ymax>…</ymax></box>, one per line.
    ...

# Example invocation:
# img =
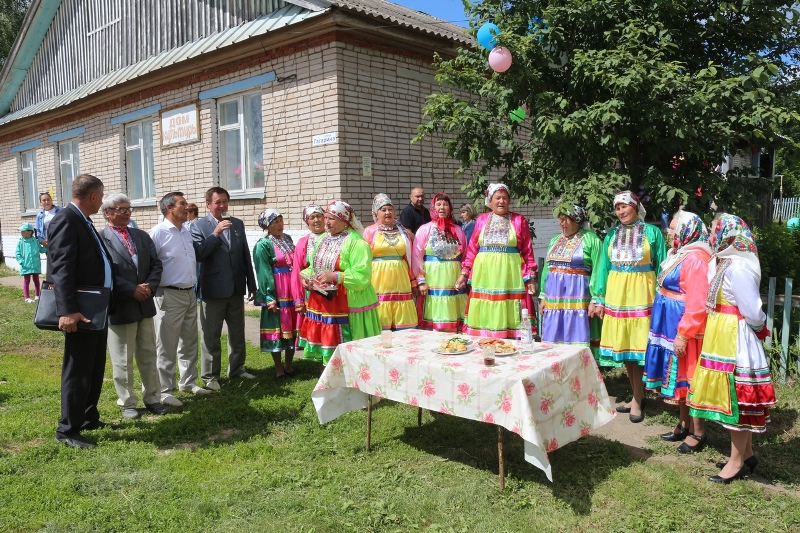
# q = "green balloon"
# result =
<box><xmin>788</xmin><ymin>217</ymin><xmax>799</xmax><ymax>231</ymax></box>
<box><xmin>510</xmin><ymin>107</ymin><xmax>526</xmax><ymax>123</ymax></box>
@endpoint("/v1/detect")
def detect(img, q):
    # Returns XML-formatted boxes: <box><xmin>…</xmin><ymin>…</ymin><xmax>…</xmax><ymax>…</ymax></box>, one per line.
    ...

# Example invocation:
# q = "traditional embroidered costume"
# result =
<box><xmin>363</xmin><ymin>194</ymin><xmax>418</xmax><ymax>331</ymax></box>
<box><xmin>290</xmin><ymin>203</ymin><xmax>326</xmax><ymax>336</ymax></box>
<box><xmin>298</xmin><ymin>201</ymin><xmax>381</xmax><ymax>364</ymax></box>
<box><xmin>689</xmin><ymin>215</ymin><xmax>776</xmax><ymax>432</ymax></box>
<box><xmin>410</xmin><ymin>193</ymin><xmax>468</xmax><ymax>332</ymax></box>
<box><xmin>461</xmin><ymin>184</ymin><xmax>537</xmax><ymax>338</ymax></box>
<box><xmin>254</xmin><ymin>209</ymin><xmax>302</xmax><ymax>353</ymax></box>
<box><xmin>540</xmin><ymin>206</ymin><xmax>603</xmax><ymax>356</ymax></box>
<box><xmin>596</xmin><ymin>192</ymin><xmax>667</xmax><ymax>367</ymax></box>
<box><xmin>643</xmin><ymin>211</ymin><xmax>711</xmax><ymax>402</ymax></box>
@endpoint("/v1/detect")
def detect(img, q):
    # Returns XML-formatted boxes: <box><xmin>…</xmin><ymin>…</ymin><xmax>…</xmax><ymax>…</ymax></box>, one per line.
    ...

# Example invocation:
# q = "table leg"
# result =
<box><xmin>498</xmin><ymin>426</ymin><xmax>505</xmax><ymax>490</ymax></box>
<box><xmin>366</xmin><ymin>394</ymin><xmax>373</xmax><ymax>452</ymax></box>
<box><xmin>418</xmin><ymin>407</ymin><xmax>423</xmax><ymax>427</ymax></box>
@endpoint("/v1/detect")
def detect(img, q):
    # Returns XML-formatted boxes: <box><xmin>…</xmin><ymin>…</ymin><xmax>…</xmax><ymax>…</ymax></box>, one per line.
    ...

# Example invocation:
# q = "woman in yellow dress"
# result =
<box><xmin>363</xmin><ymin>194</ymin><xmax>419</xmax><ymax>330</ymax></box>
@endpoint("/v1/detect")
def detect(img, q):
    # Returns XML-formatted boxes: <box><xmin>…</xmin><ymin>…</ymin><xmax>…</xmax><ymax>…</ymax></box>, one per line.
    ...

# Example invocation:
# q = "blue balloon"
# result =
<box><xmin>477</xmin><ymin>22</ymin><xmax>501</xmax><ymax>50</ymax></box>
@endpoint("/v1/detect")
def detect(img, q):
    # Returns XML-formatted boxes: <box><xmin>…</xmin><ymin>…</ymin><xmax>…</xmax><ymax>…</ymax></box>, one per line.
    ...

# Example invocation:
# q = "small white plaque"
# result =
<box><xmin>312</xmin><ymin>132</ymin><xmax>338</xmax><ymax>146</ymax></box>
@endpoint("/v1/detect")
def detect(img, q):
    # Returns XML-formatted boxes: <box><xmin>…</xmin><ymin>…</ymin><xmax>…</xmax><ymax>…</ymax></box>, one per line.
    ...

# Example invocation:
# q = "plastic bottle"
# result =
<box><xmin>519</xmin><ymin>308</ymin><xmax>533</xmax><ymax>345</ymax></box>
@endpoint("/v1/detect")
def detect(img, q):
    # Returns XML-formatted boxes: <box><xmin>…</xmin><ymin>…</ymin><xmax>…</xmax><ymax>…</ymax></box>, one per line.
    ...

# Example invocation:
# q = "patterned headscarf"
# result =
<box><xmin>326</xmin><ymin>200</ymin><xmax>364</xmax><ymax>235</ymax></box>
<box><xmin>672</xmin><ymin>210</ymin><xmax>709</xmax><ymax>250</ymax></box>
<box><xmin>303</xmin><ymin>203</ymin><xmax>324</xmax><ymax>224</ymax></box>
<box><xmin>258</xmin><ymin>208</ymin><xmax>282</xmax><ymax>229</ymax></box>
<box><xmin>485</xmin><ymin>183</ymin><xmax>511</xmax><ymax>207</ymax></box>
<box><xmin>706</xmin><ymin>214</ymin><xmax>760</xmax><ymax>312</ymax></box>
<box><xmin>429</xmin><ymin>192</ymin><xmax>456</xmax><ymax>238</ymax></box>
<box><xmin>613</xmin><ymin>190</ymin><xmax>646</xmax><ymax>221</ymax></box>
<box><xmin>371</xmin><ymin>193</ymin><xmax>394</xmax><ymax>223</ymax></box>
<box><xmin>562</xmin><ymin>205</ymin><xmax>588</xmax><ymax>227</ymax></box>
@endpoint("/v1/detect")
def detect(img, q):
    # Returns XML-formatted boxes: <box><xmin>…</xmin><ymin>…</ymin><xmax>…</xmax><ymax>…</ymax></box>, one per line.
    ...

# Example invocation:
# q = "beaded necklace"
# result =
<box><xmin>268</xmin><ymin>234</ymin><xmax>295</xmax><ymax>264</ymax></box>
<box><xmin>378</xmin><ymin>224</ymin><xmax>401</xmax><ymax>247</ymax></box>
<box><xmin>313</xmin><ymin>230</ymin><xmax>349</xmax><ymax>272</ymax></box>
<box><xmin>306</xmin><ymin>232</ymin><xmax>324</xmax><ymax>261</ymax></box>
<box><xmin>429</xmin><ymin>226</ymin><xmax>460</xmax><ymax>259</ymax></box>
<box><xmin>483</xmin><ymin>214</ymin><xmax>511</xmax><ymax>246</ymax></box>
<box><xmin>547</xmin><ymin>232</ymin><xmax>582</xmax><ymax>263</ymax></box>
<box><xmin>611</xmin><ymin>221</ymin><xmax>645</xmax><ymax>265</ymax></box>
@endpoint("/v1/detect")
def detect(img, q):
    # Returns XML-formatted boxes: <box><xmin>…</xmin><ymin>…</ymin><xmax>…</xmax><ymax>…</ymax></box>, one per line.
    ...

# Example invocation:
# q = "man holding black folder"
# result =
<box><xmin>47</xmin><ymin>174</ymin><xmax>115</xmax><ymax>449</ymax></box>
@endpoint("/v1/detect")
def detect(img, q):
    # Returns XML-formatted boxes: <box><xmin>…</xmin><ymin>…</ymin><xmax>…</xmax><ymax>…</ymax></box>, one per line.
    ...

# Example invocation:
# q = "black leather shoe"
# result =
<box><xmin>716</xmin><ymin>455</ymin><xmax>759</xmax><ymax>473</ymax></box>
<box><xmin>629</xmin><ymin>412</ymin><xmax>645</xmax><ymax>423</ymax></box>
<box><xmin>709</xmin><ymin>465</ymin><xmax>749</xmax><ymax>484</ymax></box>
<box><xmin>145</xmin><ymin>402</ymin><xmax>169</xmax><ymax>415</ymax></box>
<box><xmin>82</xmin><ymin>420</ymin><xmax>122</xmax><ymax>431</ymax></box>
<box><xmin>55</xmin><ymin>434</ymin><xmax>95</xmax><ymax>449</ymax></box>
<box><xmin>677</xmin><ymin>433</ymin><xmax>706</xmax><ymax>454</ymax></box>
<box><xmin>660</xmin><ymin>423</ymin><xmax>689</xmax><ymax>442</ymax></box>
<box><xmin>616</xmin><ymin>404</ymin><xmax>631</xmax><ymax>413</ymax></box>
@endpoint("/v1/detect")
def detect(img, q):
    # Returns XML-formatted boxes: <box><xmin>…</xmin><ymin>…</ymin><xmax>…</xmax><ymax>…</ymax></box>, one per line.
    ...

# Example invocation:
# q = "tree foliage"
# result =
<box><xmin>0</xmin><ymin>0</ymin><xmax>30</xmax><ymax>69</ymax></box>
<box><xmin>416</xmin><ymin>0</ymin><xmax>800</xmax><ymax>227</ymax></box>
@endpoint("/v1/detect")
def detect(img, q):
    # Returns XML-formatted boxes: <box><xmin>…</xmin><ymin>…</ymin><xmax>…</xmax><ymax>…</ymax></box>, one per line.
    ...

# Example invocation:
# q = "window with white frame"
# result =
<box><xmin>124</xmin><ymin>120</ymin><xmax>156</xmax><ymax>201</ymax></box>
<box><xmin>218</xmin><ymin>92</ymin><xmax>264</xmax><ymax>191</ymax></box>
<box><xmin>19</xmin><ymin>150</ymin><xmax>38</xmax><ymax>211</ymax></box>
<box><xmin>58</xmin><ymin>139</ymin><xmax>80</xmax><ymax>204</ymax></box>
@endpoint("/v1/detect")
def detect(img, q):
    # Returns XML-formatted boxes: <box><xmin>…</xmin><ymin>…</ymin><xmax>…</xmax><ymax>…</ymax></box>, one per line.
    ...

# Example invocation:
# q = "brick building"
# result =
<box><xmin>0</xmin><ymin>0</ymin><xmax>559</xmax><ymax>269</ymax></box>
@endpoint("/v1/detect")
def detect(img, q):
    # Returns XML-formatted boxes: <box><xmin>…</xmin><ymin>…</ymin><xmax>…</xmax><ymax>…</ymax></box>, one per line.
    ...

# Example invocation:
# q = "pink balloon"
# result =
<box><xmin>521</xmin><ymin>103</ymin><xmax>529</xmax><ymax>112</ymax></box>
<box><xmin>488</xmin><ymin>46</ymin><xmax>513</xmax><ymax>73</ymax></box>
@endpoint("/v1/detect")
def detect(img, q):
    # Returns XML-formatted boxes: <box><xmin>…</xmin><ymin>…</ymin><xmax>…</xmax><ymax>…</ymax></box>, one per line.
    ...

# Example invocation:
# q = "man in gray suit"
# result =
<box><xmin>191</xmin><ymin>187</ymin><xmax>257</xmax><ymax>390</ymax></box>
<box><xmin>99</xmin><ymin>193</ymin><xmax>169</xmax><ymax>419</ymax></box>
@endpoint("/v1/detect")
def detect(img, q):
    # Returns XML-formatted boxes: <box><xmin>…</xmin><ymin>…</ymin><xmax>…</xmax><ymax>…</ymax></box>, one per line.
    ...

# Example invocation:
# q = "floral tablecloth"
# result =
<box><xmin>311</xmin><ymin>329</ymin><xmax>615</xmax><ymax>481</ymax></box>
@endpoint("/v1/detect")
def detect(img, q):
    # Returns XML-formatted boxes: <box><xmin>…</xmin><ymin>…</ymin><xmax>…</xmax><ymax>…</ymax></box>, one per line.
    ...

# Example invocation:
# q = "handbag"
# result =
<box><xmin>33</xmin><ymin>281</ymin><xmax>111</xmax><ymax>331</ymax></box>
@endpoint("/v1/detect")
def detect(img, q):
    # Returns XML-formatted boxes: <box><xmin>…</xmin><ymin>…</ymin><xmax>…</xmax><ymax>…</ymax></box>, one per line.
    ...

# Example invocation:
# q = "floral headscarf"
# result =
<box><xmin>562</xmin><ymin>205</ymin><xmax>588</xmax><ymax>227</ymax></box>
<box><xmin>672</xmin><ymin>210</ymin><xmax>709</xmax><ymax>250</ymax></box>
<box><xmin>613</xmin><ymin>190</ymin><xmax>646</xmax><ymax>221</ymax></box>
<box><xmin>706</xmin><ymin>214</ymin><xmax>760</xmax><ymax>312</ymax></box>
<box><xmin>258</xmin><ymin>208</ymin><xmax>281</xmax><ymax>229</ymax></box>
<box><xmin>303</xmin><ymin>203</ymin><xmax>324</xmax><ymax>224</ymax></box>
<box><xmin>429</xmin><ymin>192</ymin><xmax>456</xmax><ymax>239</ymax></box>
<box><xmin>659</xmin><ymin>210</ymin><xmax>711</xmax><ymax>284</ymax></box>
<box><xmin>327</xmin><ymin>200</ymin><xmax>364</xmax><ymax>235</ymax></box>
<box><xmin>371</xmin><ymin>193</ymin><xmax>394</xmax><ymax>223</ymax></box>
<box><xmin>485</xmin><ymin>183</ymin><xmax>510</xmax><ymax>207</ymax></box>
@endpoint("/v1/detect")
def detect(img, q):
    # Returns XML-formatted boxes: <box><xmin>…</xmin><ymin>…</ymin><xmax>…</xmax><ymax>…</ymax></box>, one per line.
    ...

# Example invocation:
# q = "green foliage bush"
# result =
<box><xmin>754</xmin><ymin>222</ymin><xmax>800</xmax><ymax>292</ymax></box>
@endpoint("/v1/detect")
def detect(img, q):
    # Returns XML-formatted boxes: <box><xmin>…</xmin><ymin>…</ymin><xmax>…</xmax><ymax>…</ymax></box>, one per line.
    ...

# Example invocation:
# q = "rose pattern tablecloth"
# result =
<box><xmin>311</xmin><ymin>329</ymin><xmax>615</xmax><ymax>481</ymax></box>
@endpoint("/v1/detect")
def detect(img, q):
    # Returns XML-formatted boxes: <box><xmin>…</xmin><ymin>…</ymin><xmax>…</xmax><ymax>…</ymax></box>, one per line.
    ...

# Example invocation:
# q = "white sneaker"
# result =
<box><xmin>161</xmin><ymin>394</ymin><xmax>183</xmax><ymax>407</ymax></box>
<box><xmin>205</xmin><ymin>379</ymin><xmax>221</xmax><ymax>391</ymax></box>
<box><xmin>25</xmin><ymin>298</ymin><xmax>34</xmax><ymax>303</ymax></box>
<box><xmin>237</xmin><ymin>371</ymin><xmax>256</xmax><ymax>380</ymax></box>
<box><xmin>180</xmin><ymin>385</ymin><xmax>212</xmax><ymax>396</ymax></box>
<box><xmin>34</xmin><ymin>296</ymin><xmax>39</xmax><ymax>301</ymax></box>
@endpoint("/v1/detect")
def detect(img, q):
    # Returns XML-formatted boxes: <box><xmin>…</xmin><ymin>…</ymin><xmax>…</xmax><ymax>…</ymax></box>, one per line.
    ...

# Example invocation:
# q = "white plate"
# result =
<box><xmin>493</xmin><ymin>349</ymin><xmax>519</xmax><ymax>357</ymax></box>
<box><xmin>432</xmin><ymin>346</ymin><xmax>475</xmax><ymax>355</ymax></box>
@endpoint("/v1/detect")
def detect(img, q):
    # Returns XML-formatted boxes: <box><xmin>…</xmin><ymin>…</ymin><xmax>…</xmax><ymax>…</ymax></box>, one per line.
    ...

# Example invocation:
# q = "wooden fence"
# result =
<box><xmin>764</xmin><ymin>277</ymin><xmax>800</xmax><ymax>384</ymax></box>
<box><xmin>773</xmin><ymin>197</ymin><xmax>800</xmax><ymax>221</ymax></box>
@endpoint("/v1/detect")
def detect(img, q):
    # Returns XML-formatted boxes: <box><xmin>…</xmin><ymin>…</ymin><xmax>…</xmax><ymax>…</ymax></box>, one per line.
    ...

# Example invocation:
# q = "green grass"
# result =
<box><xmin>0</xmin><ymin>282</ymin><xmax>799</xmax><ymax>532</ymax></box>
<box><xmin>0</xmin><ymin>263</ymin><xmax>18</xmax><ymax>277</ymax></box>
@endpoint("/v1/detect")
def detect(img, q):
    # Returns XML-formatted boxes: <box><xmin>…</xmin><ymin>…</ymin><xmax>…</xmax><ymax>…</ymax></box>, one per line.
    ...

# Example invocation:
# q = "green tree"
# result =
<box><xmin>0</xmin><ymin>0</ymin><xmax>30</xmax><ymax>69</ymax></box>
<box><xmin>416</xmin><ymin>0</ymin><xmax>800</xmax><ymax>227</ymax></box>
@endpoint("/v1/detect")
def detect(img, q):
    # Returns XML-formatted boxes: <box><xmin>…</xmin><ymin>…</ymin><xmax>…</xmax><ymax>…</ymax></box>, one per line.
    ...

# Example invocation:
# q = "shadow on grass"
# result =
<box><xmin>396</xmin><ymin>408</ymin><xmax>636</xmax><ymax>514</ymax></box>
<box><xmin>94</xmin><ymin>358</ymin><xmax>322</xmax><ymax>451</ymax></box>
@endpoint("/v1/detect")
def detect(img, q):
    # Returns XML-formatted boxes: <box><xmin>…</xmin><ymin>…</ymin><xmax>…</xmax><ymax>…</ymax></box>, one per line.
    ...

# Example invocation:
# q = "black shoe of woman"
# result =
<box><xmin>709</xmin><ymin>465</ymin><xmax>749</xmax><ymax>484</ymax></box>
<box><xmin>677</xmin><ymin>433</ymin><xmax>706</xmax><ymax>454</ymax></box>
<box><xmin>715</xmin><ymin>455</ymin><xmax>758</xmax><ymax>473</ymax></box>
<box><xmin>660</xmin><ymin>423</ymin><xmax>689</xmax><ymax>442</ymax></box>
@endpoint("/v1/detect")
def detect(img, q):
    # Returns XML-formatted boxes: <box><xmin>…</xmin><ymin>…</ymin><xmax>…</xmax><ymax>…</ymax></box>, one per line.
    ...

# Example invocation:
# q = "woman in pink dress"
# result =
<box><xmin>254</xmin><ymin>209</ymin><xmax>302</xmax><ymax>379</ymax></box>
<box><xmin>291</xmin><ymin>204</ymin><xmax>326</xmax><ymax>331</ymax></box>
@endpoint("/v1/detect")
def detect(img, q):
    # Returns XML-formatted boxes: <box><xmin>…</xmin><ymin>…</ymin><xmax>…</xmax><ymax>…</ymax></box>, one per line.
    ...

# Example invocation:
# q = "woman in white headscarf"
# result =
<box><xmin>254</xmin><ymin>209</ymin><xmax>301</xmax><ymax>379</ymax></box>
<box><xmin>688</xmin><ymin>214</ymin><xmax>776</xmax><ymax>484</ymax></box>
<box><xmin>363</xmin><ymin>193</ymin><xmax>418</xmax><ymax>331</ymax></box>
<box><xmin>644</xmin><ymin>210</ymin><xmax>711</xmax><ymax>451</ymax></box>
<box><xmin>594</xmin><ymin>190</ymin><xmax>666</xmax><ymax>423</ymax></box>
<box><xmin>297</xmin><ymin>201</ymin><xmax>380</xmax><ymax>364</ymax></box>
<box><xmin>291</xmin><ymin>203</ymin><xmax>326</xmax><ymax>316</ymax></box>
<box><xmin>455</xmin><ymin>183</ymin><xmax>538</xmax><ymax>338</ymax></box>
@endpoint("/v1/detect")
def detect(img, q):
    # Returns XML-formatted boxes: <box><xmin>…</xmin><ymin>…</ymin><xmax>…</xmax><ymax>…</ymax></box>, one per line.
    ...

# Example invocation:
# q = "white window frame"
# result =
<box><xmin>123</xmin><ymin>120</ymin><xmax>156</xmax><ymax>202</ymax></box>
<box><xmin>58</xmin><ymin>139</ymin><xmax>80</xmax><ymax>205</ymax></box>
<box><xmin>217</xmin><ymin>91</ymin><xmax>264</xmax><ymax>193</ymax></box>
<box><xmin>19</xmin><ymin>149</ymin><xmax>39</xmax><ymax>213</ymax></box>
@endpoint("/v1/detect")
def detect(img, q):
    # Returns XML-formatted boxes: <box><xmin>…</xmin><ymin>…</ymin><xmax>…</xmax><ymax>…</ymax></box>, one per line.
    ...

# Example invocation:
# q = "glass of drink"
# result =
<box><xmin>221</xmin><ymin>211</ymin><xmax>231</xmax><ymax>221</ymax></box>
<box><xmin>482</xmin><ymin>345</ymin><xmax>496</xmax><ymax>366</ymax></box>
<box><xmin>380</xmin><ymin>331</ymin><xmax>393</xmax><ymax>348</ymax></box>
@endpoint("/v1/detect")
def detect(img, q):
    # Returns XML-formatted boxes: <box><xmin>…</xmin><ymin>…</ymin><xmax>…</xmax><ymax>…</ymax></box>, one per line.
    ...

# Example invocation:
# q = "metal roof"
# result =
<box><xmin>328</xmin><ymin>0</ymin><xmax>470</xmax><ymax>44</ymax></box>
<box><xmin>0</xmin><ymin>3</ymin><xmax>324</xmax><ymax>126</ymax></box>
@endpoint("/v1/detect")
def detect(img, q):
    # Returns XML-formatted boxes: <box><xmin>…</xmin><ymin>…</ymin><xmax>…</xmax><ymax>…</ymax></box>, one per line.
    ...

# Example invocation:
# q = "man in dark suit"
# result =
<box><xmin>99</xmin><ymin>193</ymin><xmax>169</xmax><ymax>419</ymax></box>
<box><xmin>191</xmin><ymin>187</ymin><xmax>257</xmax><ymax>390</ymax></box>
<box><xmin>47</xmin><ymin>174</ymin><xmax>114</xmax><ymax>449</ymax></box>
